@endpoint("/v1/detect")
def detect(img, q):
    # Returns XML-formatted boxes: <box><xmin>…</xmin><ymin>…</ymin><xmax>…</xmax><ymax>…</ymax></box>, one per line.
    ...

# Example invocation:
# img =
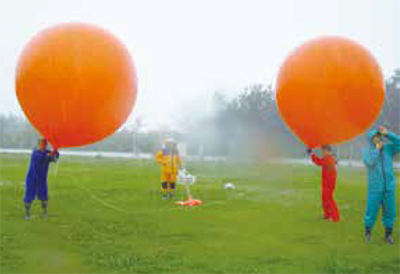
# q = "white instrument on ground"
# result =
<box><xmin>177</xmin><ymin>168</ymin><xmax>196</xmax><ymax>185</ymax></box>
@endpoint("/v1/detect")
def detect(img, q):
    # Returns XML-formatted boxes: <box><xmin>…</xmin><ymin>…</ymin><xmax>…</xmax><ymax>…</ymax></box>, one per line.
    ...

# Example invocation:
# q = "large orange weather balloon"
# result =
<box><xmin>16</xmin><ymin>23</ymin><xmax>137</xmax><ymax>148</ymax></box>
<box><xmin>276</xmin><ymin>36</ymin><xmax>384</xmax><ymax>148</ymax></box>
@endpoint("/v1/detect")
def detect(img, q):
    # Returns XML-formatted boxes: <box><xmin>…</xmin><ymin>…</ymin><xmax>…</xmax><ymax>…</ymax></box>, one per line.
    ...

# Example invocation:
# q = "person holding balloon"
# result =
<box><xmin>363</xmin><ymin>126</ymin><xmax>400</xmax><ymax>244</ymax></box>
<box><xmin>24</xmin><ymin>138</ymin><xmax>59</xmax><ymax>220</ymax></box>
<box><xmin>156</xmin><ymin>139</ymin><xmax>182</xmax><ymax>200</ymax></box>
<box><xmin>307</xmin><ymin>145</ymin><xmax>340</xmax><ymax>222</ymax></box>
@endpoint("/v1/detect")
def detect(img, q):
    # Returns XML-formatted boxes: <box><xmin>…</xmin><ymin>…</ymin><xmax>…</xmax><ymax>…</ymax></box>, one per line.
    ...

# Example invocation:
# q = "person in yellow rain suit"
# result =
<box><xmin>156</xmin><ymin>139</ymin><xmax>182</xmax><ymax>200</ymax></box>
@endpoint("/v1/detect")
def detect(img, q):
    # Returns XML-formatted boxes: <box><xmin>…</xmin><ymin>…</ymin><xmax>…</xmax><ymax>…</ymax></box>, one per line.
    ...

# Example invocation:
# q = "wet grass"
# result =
<box><xmin>0</xmin><ymin>153</ymin><xmax>399</xmax><ymax>273</ymax></box>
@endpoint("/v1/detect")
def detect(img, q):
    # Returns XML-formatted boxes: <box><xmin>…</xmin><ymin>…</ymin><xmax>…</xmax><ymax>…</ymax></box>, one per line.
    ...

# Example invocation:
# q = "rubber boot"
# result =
<box><xmin>25</xmin><ymin>203</ymin><xmax>31</xmax><ymax>220</ymax></box>
<box><xmin>365</xmin><ymin>227</ymin><xmax>372</xmax><ymax>243</ymax></box>
<box><xmin>385</xmin><ymin>227</ymin><xmax>394</xmax><ymax>245</ymax></box>
<box><xmin>41</xmin><ymin>200</ymin><xmax>48</xmax><ymax>219</ymax></box>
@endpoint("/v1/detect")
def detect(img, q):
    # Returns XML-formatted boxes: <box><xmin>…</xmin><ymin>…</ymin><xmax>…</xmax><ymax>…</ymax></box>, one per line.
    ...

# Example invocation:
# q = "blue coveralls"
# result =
<box><xmin>24</xmin><ymin>149</ymin><xmax>59</xmax><ymax>203</ymax></box>
<box><xmin>362</xmin><ymin>130</ymin><xmax>400</xmax><ymax>230</ymax></box>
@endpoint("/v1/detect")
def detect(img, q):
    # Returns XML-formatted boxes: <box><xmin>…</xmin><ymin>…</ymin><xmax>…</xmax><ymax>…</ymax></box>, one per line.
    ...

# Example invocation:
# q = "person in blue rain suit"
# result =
<box><xmin>363</xmin><ymin>126</ymin><xmax>400</xmax><ymax>244</ymax></box>
<box><xmin>24</xmin><ymin>138</ymin><xmax>59</xmax><ymax>220</ymax></box>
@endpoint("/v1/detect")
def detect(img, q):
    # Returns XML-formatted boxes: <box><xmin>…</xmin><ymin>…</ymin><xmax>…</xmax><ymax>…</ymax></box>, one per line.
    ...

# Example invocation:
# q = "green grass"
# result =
<box><xmin>0</xmin><ymin>153</ymin><xmax>399</xmax><ymax>273</ymax></box>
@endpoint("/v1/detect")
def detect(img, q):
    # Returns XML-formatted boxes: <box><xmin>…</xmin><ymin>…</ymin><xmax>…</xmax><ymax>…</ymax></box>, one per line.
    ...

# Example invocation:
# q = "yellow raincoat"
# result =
<box><xmin>156</xmin><ymin>148</ymin><xmax>182</xmax><ymax>182</ymax></box>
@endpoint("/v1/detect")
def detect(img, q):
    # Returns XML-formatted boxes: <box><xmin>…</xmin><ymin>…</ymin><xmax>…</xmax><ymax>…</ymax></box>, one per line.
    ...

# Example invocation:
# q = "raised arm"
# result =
<box><xmin>156</xmin><ymin>150</ymin><xmax>164</xmax><ymax>165</ymax></box>
<box><xmin>386</xmin><ymin>131</ymin><xmax>400</xmax><ymax>156</ymax></box>
<box><xmin>48</xmin><ymin>150</ymin><xmax>59</xmax><ymax>163</ymax></box>
<box><xmin>311</xmin><ymin>153</ymin><xmax>324</xmax><ymax>166</ymax></box>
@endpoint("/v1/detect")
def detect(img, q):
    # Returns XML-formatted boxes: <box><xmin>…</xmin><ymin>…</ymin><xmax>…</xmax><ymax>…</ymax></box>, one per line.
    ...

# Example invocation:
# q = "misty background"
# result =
<box><xmin>0</xmin><ymin>0</ymin><xmax>399</xmax><ymax>162</ymax></box>
<box><xmin>1</xmin><ymin>69</ymin><xmax>399</xmax><ymax>161</ymax></box>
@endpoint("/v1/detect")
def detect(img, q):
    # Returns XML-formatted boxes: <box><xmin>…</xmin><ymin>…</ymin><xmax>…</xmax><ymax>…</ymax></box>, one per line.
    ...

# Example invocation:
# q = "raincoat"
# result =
<box><xmin>311</xmin><ymin>153</ymin><xmax>340</xmax><ymax>221</ymax></box>
<box><xmin>24</xmin><ymin>149</ymin><xmax>59</xmax><ymax>203</ymax></box>
<box><xmin>363</xmin><ymin>129</ymin><xmax>400</xmax><ymax>229</ymax></box>
<box><xmin>156</xmin><ymin>148</ymin><xmax>181</xmax><ymax>182</ymax></box>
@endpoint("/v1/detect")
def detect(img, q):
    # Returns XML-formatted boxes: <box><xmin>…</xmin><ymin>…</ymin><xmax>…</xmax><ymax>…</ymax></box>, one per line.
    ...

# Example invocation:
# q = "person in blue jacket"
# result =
<box><xmin>363</xmin><ymin>126</ymin><xmax>399</xmax><ymax>244</ymax></box>
<box><xmin>24</xmin><ymin>138</ymin><xmax>59</xmax><ymax>220</ymax></box>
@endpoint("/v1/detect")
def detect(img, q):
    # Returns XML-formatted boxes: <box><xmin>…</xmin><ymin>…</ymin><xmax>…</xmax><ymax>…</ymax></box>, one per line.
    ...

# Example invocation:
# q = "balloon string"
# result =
<box><xmin>53</xmin><ymin>161</ymin><xmax>59</xmax><ymax>177</ymax></box>
<box><xmin>65</xmin><ymin>171</ymin><xmax>135</xmax><ymax>213</ymax></box>
<box><xmin>77</xmin><ymin>182</ymin><xmax>135</xmax><ymax>213</ymax></box>
<box><xmin>65</xmin><ymin>172</ymin><xmax>180</xmax><ymax>214</ymax></box>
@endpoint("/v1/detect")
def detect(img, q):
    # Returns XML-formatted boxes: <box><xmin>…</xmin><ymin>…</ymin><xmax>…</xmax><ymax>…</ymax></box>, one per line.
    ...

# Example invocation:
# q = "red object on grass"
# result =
<box><xmin>175</xmin><ymin>196</ymin><xmax>203</xmax><ymax>206</ymax></box>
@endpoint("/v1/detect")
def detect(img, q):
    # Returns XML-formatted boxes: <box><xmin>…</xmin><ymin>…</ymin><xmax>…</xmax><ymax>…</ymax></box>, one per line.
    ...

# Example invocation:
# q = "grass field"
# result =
<box><xmin>0</xmin><ymin>153</ymin><xmax>399</xmax><ymax>273</ymax></box>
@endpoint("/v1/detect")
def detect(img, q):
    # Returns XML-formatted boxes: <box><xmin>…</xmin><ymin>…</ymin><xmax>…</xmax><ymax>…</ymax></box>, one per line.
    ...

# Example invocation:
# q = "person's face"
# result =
<box><xmin>321</xmin><ymin>148</ymin><xmax>332</xmax><ymax>156</ymax></box>
<box><xmin>372</xmin><ymin>134</ymin><xmax>382</xmax><ymax>145</ymax></box>
<box><xmin>38</xmin><ymin>139</ymin><xmax>47</xmax><ymax>150</ymax></box>
<box><xmin>164</xmin><ymin>142</ymin><xmax>172</xmax><ymax>151</ymax></box>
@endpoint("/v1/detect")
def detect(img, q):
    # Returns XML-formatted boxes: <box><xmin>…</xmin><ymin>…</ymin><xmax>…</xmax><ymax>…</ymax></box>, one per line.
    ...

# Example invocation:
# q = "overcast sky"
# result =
<box><xmin>0</xmin><ymin>0</ymin><xmax>398</xmax><ymax>129</ymax></box>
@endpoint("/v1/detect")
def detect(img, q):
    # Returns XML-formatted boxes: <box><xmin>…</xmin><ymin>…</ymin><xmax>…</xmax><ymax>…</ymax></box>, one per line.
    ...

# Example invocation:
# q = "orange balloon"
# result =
<box><xmin>16</xmin><ymin>23</ymin><xmax>137</xmax><ymax>148</ymax></box>
<box><xmin>276</xmin><ymin>36</ymin><xmax>384</xmax><ymax>148</ymax></box>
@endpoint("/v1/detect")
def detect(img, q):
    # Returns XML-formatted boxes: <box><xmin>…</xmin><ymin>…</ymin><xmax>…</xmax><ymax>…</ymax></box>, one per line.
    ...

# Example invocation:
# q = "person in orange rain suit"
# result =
<box><xmin>307</xmin><ymin>145</ymin><xmax>340</xmax><ymax>222</ymax></box>
<box><xmin>156</xmin><ymin>139</ymin><xmax>182</xmax><ymax>200</ymax></box>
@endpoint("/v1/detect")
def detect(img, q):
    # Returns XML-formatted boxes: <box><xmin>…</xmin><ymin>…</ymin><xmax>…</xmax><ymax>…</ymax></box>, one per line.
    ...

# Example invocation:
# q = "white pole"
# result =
<box><xmin>178</xmin><ymin>143</ymin><xmax>192</xmax><ymax>199</ymax></box>
<box><xmin>132</xmin><ymin>130</ymin><xmax>137</xmax><ymax>158</ymax></box>
<box><xmin>349</xmin><ymin>144</ymin><xmax>353</xmax><ymax>167</ymax></box>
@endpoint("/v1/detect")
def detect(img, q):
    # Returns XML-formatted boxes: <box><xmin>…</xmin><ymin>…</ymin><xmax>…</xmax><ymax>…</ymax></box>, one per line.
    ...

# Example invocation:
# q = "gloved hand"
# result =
<box><xmin>375</xmin><ymin>142</ymin><xmax>383</xmax><ymax>151</ymax></box>
<box><xmin>379</xmin><ymin>125</ymin><xmax>388</xmax><ymax>136</ymax></box>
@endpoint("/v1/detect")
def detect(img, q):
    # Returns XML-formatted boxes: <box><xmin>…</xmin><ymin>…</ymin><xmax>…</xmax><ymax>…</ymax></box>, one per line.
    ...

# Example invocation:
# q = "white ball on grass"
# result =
<box><xmin>224</xmin><ymin>183</ymin><xmax>236</xmax><ymax>190</ymax></box>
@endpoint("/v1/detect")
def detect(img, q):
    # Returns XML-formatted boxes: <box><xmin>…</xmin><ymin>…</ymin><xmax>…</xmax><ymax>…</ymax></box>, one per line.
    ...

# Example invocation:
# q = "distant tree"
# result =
<box><xmin>0</xmin><ymin>113</ymin><xmax>38</xmax><ymax>148</ymax></box>
<box><xmin>202</xmin><ymin>84</ymin><xmax>302</xmax><ymax>159</ymax></box>
<box><xmin>381</xmin><ymin>69</ymin><xmax>400</xmax><ymax>133</ymax></box>
<box><xmin>2</xmin><ymin>69</ymin><xmax>398</xmax><ymax>160</ymax></box>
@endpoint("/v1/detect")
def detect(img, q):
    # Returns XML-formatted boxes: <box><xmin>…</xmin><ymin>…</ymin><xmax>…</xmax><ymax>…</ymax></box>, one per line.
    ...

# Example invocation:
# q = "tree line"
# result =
<box><xmin>1</xmin><ymin>69</ymin><xmax>399</xmax><ymax>160</ymax></box>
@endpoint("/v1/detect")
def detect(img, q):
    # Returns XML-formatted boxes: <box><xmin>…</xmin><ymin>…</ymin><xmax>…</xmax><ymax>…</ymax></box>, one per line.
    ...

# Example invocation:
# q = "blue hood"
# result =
<box><xmin>366</xmin><ymin>129</ymin><xmax>381</xmax><ymax>145</ymax></box>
